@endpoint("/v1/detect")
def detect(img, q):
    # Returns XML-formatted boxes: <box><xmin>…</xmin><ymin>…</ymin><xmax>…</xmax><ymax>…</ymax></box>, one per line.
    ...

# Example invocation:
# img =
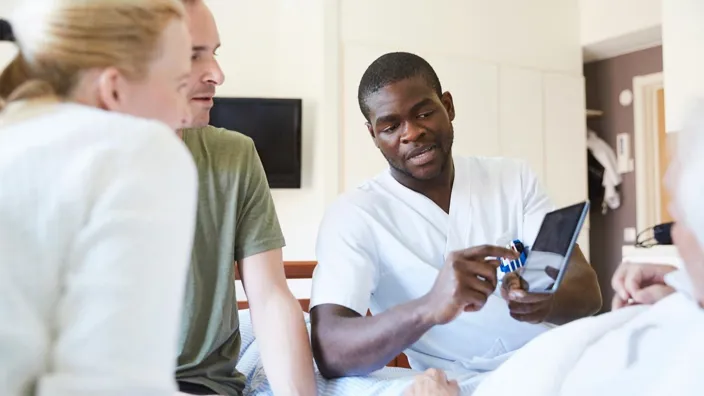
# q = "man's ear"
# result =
<box><xmin>96</xmin><ymin>67</ymin><xmax>124</xmax><ymax>112</ymax></box>
<box><xmin>441</xmin><ymin>91</ymin><xmax>455</xmax><ymax>122</ymax></box>
<box><xmin>366</xmin><ymin>122</ymin><xmax>379</xmax><ymax>148</ymax></box>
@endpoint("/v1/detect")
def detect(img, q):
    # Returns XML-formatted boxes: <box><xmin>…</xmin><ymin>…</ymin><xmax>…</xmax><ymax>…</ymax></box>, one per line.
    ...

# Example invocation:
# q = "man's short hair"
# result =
<box><xmin>357</xmin><ymin>52</ymin><xmax>442</xmax><ymax>121</ymax></box>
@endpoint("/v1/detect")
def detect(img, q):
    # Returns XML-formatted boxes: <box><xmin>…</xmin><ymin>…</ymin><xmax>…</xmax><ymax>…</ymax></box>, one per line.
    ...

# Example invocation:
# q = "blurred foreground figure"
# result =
<box><xmin>472</xmin><ymin>102</ymin><xmax>704</xmax><ymax>396</ymax></box>
<box><xmin>0</xmin><ymin>1</ymin><xmax>199</xmax><ymax>395</ymax></box>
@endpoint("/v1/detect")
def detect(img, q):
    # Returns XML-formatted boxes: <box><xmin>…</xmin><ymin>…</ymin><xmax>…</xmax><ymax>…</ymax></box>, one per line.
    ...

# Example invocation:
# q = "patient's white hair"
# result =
<box><xmin>671</xmin><ymin>100</ymin><xmax>704</xmax><ymax>247</ymax></box>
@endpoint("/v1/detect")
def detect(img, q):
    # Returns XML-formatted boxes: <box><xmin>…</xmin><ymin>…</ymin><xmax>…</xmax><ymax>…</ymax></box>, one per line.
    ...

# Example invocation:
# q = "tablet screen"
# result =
<box><xmin>520</xmin><ymin>201</ymin><xmax>589</xmax><ymax>293</ymax></box>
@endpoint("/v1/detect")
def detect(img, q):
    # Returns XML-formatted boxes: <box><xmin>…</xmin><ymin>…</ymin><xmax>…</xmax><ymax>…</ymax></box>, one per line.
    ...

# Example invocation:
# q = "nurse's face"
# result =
<box><xmin>364</xmin><ymin>77</ymin><xmax>455</xmax><ymax>181</ymax></box>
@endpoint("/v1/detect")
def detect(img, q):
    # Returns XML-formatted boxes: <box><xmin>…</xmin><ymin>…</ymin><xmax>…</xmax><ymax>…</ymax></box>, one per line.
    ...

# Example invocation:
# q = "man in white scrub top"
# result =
<box><xmin>309</xmin><ymin>52</ymin><xmax>603</xmax><ymax>382</ymax></box>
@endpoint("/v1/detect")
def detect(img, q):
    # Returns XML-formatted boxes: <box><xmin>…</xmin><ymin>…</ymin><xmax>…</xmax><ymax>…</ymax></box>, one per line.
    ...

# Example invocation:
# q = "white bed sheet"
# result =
<box><xmin>235</xmin><ymin>310</ymin><xmax>486</xmax><ymax>396</ymax></box>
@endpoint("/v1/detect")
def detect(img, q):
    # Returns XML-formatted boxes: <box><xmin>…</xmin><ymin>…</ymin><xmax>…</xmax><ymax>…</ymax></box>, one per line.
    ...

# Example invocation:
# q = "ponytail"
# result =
<box><xmin>0</xmin><ymin>54</ymin><xmax>55</xmax><ymax>104</ymax></box>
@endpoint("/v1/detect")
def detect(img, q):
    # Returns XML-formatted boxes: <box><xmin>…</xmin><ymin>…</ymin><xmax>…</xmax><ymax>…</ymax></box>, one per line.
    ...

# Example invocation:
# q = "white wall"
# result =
<box><xmin>339</xmin><ymin>0</ymin><xmax>588</xmax><ymax>250</ymax></box>
<box><xmin>580</xmin><ymin>0</ymin><xmax>661</xmax><ymax>47</ymax></box>
<box><xmin>208</xmin><ymin>0</ymin><xmax>591</xmax><ymax>260</ymax></box>
<box><xmin>662</xmin><ymin>0</ymin><xmax>704</xmax><ymax>133</ymax></box>
<box><xmin>205</xmin><ymin>0</ymin><xmax>328</xmax><ymax>261</ymax></box>
<box><xmin>206</xmin><ymin>1</ymin><xmax>589</xmax><ymax>302</ymax></box>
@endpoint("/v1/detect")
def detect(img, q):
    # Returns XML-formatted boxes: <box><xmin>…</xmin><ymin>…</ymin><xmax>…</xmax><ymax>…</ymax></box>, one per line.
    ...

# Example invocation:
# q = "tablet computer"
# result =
<box><xmin>519</xmin><ymin>201</ymin><xmax>590</xmax><ymax>294</ymax></box>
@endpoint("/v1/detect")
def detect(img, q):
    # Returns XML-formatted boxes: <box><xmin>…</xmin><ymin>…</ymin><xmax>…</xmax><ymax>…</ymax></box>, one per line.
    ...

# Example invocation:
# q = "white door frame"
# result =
<box><xmin>633</xmin><ymin>72</ymin><xmax>664</xmax><ymax>233</ymax></box>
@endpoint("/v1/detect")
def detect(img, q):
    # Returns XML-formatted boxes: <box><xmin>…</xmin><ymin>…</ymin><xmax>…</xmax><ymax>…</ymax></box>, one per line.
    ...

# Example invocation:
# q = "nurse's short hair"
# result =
<box><xmin>357</xmin><ymin>51</ymin><xmax>443</xmax><ymax>121</ymax></box>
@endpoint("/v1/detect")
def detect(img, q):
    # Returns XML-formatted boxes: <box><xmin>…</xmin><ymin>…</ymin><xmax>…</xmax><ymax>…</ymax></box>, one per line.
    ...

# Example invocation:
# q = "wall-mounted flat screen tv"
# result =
<box><xmin>209</xmin><ymin>97</ymin><xmax>302</xmax><ymax>188</ymax></box>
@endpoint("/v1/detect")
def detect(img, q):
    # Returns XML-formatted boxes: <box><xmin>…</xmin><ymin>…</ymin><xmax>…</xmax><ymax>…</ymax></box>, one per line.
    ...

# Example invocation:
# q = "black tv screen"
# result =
<box><xmin>209</xmin><ymin>97</ymin><xmax>302</xmax><ymax>188</ymax></box>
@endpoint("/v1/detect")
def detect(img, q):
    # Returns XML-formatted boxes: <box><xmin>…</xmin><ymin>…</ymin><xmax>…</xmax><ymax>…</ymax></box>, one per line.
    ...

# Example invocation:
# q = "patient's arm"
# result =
<box><xmin>311</xmin><ymin>301</ymin><xmax>434</xmax><ymax>379</ymax></box>
<box><xmin>547</xmin><ymin>245</ymin><xmax>602</xmax><ymax>324</ymax></box>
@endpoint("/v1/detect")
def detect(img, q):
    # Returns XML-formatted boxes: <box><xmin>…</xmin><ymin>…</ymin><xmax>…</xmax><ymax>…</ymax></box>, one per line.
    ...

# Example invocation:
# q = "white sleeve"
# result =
<box><xmin>38</xmin><ymin>126</ymin><xmax>198</xmax><ymax>396</ymax></box>
<box><xmin>520</xmin><ymin>161</ymin><xmax>556</xmax><ymax>247</ymax></box>
<box><xmin>310</xmin><ymin>199</ymin><xmax>379</xmax><ymax>316</ymax></box>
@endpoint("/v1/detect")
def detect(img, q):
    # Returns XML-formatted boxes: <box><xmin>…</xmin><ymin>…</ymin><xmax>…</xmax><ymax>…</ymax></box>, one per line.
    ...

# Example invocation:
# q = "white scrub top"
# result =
<box><xmin>311</xmin><ymin>156</ymin><xmax>557</xmax><ymax>373</ymax></box>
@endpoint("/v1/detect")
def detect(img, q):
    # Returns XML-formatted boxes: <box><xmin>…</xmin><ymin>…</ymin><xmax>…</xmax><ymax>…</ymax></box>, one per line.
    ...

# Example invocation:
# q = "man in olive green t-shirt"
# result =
<box><xmin>174</xmin><ymin>1</ymin><xmax>316</xmax><ymax>395</ymax></box>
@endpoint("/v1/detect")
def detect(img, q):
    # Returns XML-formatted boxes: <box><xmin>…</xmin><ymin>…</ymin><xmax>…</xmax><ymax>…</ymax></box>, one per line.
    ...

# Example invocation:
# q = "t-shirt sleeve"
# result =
<box><xmin>44</xmin><ymin>124</ymin><xmax>198</xmax><ymax>396</ymax></box>
<box><xmin>310</xmin><ymin>199</ymin><xmax>379</xmax><ymax>316</ymax></box>
<box><xmin>233</xmin><ymin>138</ymin><xmax>286</xmax><ymax>261</ymax></box>
<box><xmin>520</xmin><ymin>161</ymin><xmax>556</xmax><ymax>247</ymax></box>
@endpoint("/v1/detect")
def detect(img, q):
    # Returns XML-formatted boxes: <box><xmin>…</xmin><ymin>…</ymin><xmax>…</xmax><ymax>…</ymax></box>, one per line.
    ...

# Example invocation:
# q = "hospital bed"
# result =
<box><xmin>235</xmin><ymin>261</ymin><xmax>411</xmax><ymax>369</ymax></box>
<box><xmin>233</xmin><ymin>262</ymin><xmax>495</xmax><ymax>395</ymax></box>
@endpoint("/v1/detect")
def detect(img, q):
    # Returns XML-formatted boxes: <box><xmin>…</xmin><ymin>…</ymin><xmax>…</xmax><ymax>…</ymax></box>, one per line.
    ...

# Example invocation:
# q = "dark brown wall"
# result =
<box><xmin>583</xmin><ymin>46</ymin><xmax>662</xmax><ymax>312</ymax></box>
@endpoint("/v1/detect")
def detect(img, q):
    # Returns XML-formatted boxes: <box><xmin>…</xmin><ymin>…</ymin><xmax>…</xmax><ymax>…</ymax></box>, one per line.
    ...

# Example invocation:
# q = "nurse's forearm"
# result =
<box><xmin>311</xmin><ymin>296</ymin><xmax>436</xmax><ymax>379</ymax></box>
<box><xmin>547</xmin><ymin>247</ymin><xmax>603</xmax><ymax>324</ymax></box>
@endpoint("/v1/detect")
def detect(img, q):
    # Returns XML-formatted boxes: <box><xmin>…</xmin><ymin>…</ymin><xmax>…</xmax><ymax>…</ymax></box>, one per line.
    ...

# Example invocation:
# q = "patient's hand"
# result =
<box><xmin>611</xmin><ymin>261</ymin><xmax>677</xmax><ymax>310</ymax></box>
<box><xmin>501</xmin><ymin>270</ymin><xmax>555</xmax><ymax>324</ymax></box>
<box><xmin>404</xmin><ymin>369</ymin><xmax>459</xmax><ymax>396</ymax></box>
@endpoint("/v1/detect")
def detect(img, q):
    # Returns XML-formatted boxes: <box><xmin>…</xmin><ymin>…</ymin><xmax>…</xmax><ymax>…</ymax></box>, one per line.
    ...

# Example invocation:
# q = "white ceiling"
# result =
<box><xmin>582</xmin><ymin>25</ymin><xmax>662</xmax><ymax>63</ymax></box>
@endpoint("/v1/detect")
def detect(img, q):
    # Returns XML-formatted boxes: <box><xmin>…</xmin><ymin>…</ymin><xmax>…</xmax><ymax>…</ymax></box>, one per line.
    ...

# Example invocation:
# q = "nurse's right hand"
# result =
<box><xmin>611</xmin><ymin>261</ymin><xmax>677</xmax><ymax>310</ymax></box>
<box><xmin>424</xmin><ymin>245</ymin><xmax>518</xmax><ymax>325</ymax></box>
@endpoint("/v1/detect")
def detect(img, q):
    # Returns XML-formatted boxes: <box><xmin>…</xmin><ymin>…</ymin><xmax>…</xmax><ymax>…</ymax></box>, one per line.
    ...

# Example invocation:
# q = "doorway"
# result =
<box><xmin>634</xmin><ymin>73</ymin><xmax>675</xmax><ymax>231</ymax></box>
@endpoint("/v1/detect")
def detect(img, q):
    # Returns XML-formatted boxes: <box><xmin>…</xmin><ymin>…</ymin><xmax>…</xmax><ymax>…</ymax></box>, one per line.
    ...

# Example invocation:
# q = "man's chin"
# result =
<box><xmin>409</xmin><ymin>167</ymin><xmax>444</xmax><ymax>181</ymax></box>
<box><xmin>187</xmin><ymin>110</ymin><xmax>211</xmax><ymax>129</ymax></box>
<box><xmin>407</xmin><ymin>155</ymin><xmax>450</xmax><ymax>181</ymax></box>
<box><xmin>392</xmin><ymin>162</ymin><xmax>444</xmax><ymax>181</ymax></box>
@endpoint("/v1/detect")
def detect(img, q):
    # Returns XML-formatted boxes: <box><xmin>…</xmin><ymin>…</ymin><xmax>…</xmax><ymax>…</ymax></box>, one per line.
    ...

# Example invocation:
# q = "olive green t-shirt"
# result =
<box><xmin>175</xmin><ymin>126</ymin><xmax>286</xmax><ymax>396</ymax></box>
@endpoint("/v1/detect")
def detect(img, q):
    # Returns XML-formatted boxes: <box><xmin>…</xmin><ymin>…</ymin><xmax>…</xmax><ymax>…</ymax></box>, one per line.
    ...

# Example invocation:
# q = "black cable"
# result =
<box><xmin>635</xmin><ymin>237</ymin><xmax>658</xmax><ymax>248</ymax></box>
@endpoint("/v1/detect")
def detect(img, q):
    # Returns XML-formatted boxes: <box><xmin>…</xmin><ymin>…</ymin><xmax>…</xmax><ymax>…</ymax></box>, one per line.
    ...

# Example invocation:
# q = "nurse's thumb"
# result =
<box><xmin>501</xmin><ymin>273</ymin><xmax>521</xmax><ymax>299</ymax></box>
<box><xmin>509</xmin><ymin>273</ymin><xmax>523</xmax><ymax>289</ymax></box>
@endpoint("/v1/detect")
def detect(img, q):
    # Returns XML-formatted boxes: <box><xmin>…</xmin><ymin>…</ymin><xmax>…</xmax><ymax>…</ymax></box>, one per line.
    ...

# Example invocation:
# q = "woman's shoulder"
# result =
<box><xmin>2</xmin><ymin>102</ymin><xmax>177</xmax><ymax>148</ymax></box>
<box><xmin>2</xmin><ymin>102</ymin><xmax>194</xmax><ymax>178</ymax></box>
<box><xmin>65</xmin><ymin>104</ymin><xmax>176</xmax><ymax>144</ymax></box>
<box><xmin>56</xmin><ymin>104</ymin><xmax>193</xmax><ymax>163</ymax></box>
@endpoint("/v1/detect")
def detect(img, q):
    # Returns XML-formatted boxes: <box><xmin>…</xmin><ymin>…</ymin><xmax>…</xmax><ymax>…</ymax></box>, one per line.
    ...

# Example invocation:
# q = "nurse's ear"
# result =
<box><xmin>366</xmin><ymin>122</ymin><xmax>380</xmax><ymax>148</ymax></box>
<box><xmin>441</xmin><ymin>91</ymin><xmax>456</xmax><ymax>122</ymax></box>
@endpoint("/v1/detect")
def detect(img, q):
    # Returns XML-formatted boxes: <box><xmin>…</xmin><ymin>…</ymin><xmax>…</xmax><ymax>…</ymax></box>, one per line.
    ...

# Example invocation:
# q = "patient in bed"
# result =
<box><xmin>405</xmin><ymin>103</ymin><xmax>704</xmax><ymax>396</ymax></box>
<box><xmin>470</xmin><ymin>104</ymin><xmax>704</xmax><ymax>396</ymax></box>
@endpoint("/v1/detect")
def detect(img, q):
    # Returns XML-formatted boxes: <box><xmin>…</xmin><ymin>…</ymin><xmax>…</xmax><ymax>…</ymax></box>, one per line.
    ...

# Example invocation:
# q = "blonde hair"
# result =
<box><xmin>0</xmin><ymin>0</ymin><xmax>186</xmax><ymax>110</ymax></box>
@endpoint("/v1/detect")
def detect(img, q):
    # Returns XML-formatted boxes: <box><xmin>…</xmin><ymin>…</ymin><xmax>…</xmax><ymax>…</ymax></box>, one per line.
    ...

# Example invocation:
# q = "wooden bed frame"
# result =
<box><xmin>235</xmin><ymin>261</ymin><xmax>410</xmax><ymax>368</ymax></box>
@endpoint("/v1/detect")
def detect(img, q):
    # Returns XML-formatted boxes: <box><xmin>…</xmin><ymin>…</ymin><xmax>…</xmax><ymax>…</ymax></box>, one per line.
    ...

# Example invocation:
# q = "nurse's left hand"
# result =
<box><xmin>501</xmin><ymin>268</ymin><xmax>558</xmax><ymax>324</ymax></box>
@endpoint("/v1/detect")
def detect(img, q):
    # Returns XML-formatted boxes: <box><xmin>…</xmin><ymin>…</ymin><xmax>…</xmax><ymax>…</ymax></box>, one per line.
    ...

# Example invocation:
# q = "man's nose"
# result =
<box><xmin>400</xmin><ymin>122</ymin><xmax>426</xmax><ymax>144</ymax></box>
<box><xmin>203</xmin><ymin>58</ymin><xmax>225</xmax><ymax>86</ymax></box>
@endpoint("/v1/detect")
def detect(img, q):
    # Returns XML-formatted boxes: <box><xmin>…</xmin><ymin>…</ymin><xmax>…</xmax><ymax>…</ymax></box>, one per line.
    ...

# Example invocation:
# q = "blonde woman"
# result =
<box><xmin>0</xmin><ymin>1</ymin><xmax>198</xmax><ymax>395</ymax></box>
